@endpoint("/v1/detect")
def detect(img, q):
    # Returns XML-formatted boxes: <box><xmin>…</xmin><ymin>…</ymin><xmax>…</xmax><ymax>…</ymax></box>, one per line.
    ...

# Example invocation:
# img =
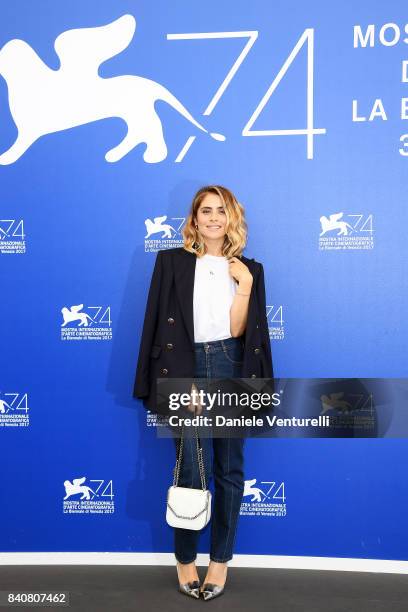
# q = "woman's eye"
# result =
<box><xmin>201</xmin><ymin>209</ymin><xmax>225</xmax><ymax>214</ymax></box>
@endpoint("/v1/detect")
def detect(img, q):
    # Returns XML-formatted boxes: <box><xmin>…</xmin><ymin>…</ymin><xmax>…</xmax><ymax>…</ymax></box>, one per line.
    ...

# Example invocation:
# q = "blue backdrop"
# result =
<box><xmin>1</xmin><ymin>1</ymin><xmax>407</xmax><ymax>560</ymax></box>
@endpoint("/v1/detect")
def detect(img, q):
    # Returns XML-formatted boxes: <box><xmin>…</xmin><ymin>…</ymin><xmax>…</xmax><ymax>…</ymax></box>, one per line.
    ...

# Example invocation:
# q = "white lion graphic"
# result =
<box><xmin>320</xmin><ymin>212</ymin><xmax>354</xmax><ymax>236</ymax></box>
<box><xmin>144</xmin><ymin>215</ymin><xmax>177</xmax><ymax>238</ymax></box>
<box><xmin>320</xmin><ymin>392</ymin><xmax>353</xmax><ymax>415</ymax></box>
<box><xmin>63</xmin><ymin>477</ymin><xmax>96</xmax><ymax>500</ymax></box>
<box><xmin>61</xmin><ymin>304</ymin><xmax>97</xmax><ymax>327</ymax></box>
<box><xmin>243</xmin><ymin>478</ymin><xmax>265</xmax><ymax>502</ymax></box>
<box><xmin>0</xmin><ymin>14</ymin><xmax>224</xmax><ymax>165</ymax></box>
<box><xmin>0</xmin><ymin>399</ymin><xmax>12</xmax><ymax>414</ymax></box>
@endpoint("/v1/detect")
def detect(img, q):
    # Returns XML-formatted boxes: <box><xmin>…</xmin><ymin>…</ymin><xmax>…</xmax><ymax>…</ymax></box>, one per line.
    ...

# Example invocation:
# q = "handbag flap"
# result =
<box><xmin>167</xmin><ymin>485</ymin><xmax>210</xmax><ymax>518</ymax></box>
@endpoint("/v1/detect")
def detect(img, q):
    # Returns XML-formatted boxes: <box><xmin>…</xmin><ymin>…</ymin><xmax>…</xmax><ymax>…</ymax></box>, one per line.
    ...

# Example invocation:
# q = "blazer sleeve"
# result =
<box><xmin>133</xmin><ymin>250</ymin><xmax>163</xmax><ymax>399</ymax></box>
<box><xmin>256</xmin><ymin>262</ymin><xmax>274</xmax><ymax>379</ymax></box>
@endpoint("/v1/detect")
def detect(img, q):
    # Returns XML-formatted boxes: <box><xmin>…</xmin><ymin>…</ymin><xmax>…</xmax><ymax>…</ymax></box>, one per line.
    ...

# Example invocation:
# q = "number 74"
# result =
<box><xmin>168</xmin><ymin>28</ymin><xmax>326</xmax><ymax>160</ymax></box>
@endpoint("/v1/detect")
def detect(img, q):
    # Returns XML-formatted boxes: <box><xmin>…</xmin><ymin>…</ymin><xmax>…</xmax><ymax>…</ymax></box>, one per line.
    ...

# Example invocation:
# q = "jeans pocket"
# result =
<box><xmin>222</xmin><ymin>342</ymin><xmax>244</xmax><ymax>365</ymax></box>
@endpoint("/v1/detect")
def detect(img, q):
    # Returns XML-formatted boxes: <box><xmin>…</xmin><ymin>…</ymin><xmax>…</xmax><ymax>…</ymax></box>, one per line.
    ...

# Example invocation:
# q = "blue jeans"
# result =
<box><xmin>173</xmin><ymin>336</ymin><xmax>245</xmax><ymax>564</ymax></box>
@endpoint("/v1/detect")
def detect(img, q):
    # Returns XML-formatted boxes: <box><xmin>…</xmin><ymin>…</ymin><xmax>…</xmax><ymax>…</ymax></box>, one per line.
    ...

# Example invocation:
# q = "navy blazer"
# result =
<box><xmin>133</xmin><ymin>246</ymin><xmax>274</xmax><ymax>413</ymax></box>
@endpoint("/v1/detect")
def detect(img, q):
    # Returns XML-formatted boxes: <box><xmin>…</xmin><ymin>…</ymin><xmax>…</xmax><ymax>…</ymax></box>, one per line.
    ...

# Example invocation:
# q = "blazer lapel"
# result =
<box><xmin>174</xmin><ymin>249</ymin><xmax>197</xmax><ymax>348</ymax></box>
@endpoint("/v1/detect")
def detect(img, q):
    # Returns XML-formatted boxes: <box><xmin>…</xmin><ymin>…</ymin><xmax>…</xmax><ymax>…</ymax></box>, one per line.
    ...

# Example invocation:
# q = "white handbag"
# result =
<box><xmin>166</xmin><ymin>422</ymin><xmax>212</xmax><ymax>530</ymax></box>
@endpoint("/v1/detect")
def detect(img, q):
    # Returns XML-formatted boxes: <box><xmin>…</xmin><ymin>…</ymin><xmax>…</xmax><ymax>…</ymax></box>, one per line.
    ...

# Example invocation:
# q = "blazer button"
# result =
<box><xmin>251</xmin><ymin>374</ymin><xmax>257</xmax><ymax>378</ymax></box>
<box><xmin>161</xmin><ymin>368</ymin><xmax>168</xmax><ymax>375</ymax></box>
<box><xmin>166</xmin><ymin>343</ymin><xmax>173</xmax><ymax>350</ymax></box>
<box><xmin>167</xmin><ymin>317</ymin><xmax>175</xmax><ymax>325</ymax></box>
<box><xmin>254</xmin><ymin>348</ymin><xmax>260</xmax><ymax>354</ymax></box>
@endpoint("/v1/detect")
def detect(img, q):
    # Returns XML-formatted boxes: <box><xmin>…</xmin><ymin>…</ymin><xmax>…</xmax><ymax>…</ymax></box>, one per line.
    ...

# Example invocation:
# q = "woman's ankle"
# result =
<box><xmin>204</xmin><ymin>560</ymin><xmax>228</xmax><ymax>586</ymax></box>
<box><xmin>176</xmin><ymin>559</ymin><xmax>199</xmax><ymax>581</ymax></box>
<box><xmin>209</xmin><ymin>560</ymin><xmax>228</xmax><ymax>567</ymax></box>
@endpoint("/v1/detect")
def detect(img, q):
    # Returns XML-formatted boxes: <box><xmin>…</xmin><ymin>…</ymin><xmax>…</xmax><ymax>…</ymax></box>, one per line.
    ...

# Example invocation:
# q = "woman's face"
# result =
<box><xmin>195</xmin><ymin>193</ymin><xmax>227</xmax><ymax>242</ymax></box>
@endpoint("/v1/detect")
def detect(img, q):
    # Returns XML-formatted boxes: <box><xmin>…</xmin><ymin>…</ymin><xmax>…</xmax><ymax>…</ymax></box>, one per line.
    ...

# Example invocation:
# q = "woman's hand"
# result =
<box><xmin>187</xmin><ymin>382</ymin><xmax>203</xmax><ymax>416</ymax></box>
<box><xmin>228</xmin><ymin>257</ymin><xmax>253</xmax><ymax>289</ymax></box>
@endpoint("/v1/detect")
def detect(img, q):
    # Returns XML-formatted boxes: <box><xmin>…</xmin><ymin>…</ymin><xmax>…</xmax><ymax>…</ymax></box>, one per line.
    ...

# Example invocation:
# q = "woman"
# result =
<box><xmin>133</xmin><ymin>185</ymin><xmax>274</xmax><ymax>600</ymax></box>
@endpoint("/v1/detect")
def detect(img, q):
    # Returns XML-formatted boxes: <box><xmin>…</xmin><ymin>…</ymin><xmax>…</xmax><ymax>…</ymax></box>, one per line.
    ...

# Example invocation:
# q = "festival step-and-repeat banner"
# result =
<box><xmin>1</xmin><ymin>1</ymin><xmax>407</xmax><ymax>560</ymax></box>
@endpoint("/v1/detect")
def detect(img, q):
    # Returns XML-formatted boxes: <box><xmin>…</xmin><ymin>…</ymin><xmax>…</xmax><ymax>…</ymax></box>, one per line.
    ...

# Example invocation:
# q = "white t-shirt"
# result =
<box><xmin>193</xmin><ymin>254</ymin><xmax>238</xmax><ymax>342</ymax></box>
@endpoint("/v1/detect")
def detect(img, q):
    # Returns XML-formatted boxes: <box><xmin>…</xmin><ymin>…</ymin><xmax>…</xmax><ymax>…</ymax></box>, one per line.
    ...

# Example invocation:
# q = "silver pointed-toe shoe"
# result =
<box><xmin>176</xmin><ymin>562</ymin><xmax>201</xmax><ymax>599</ymax></box>
<box><xmin>201</xmin><ymin>582</ymin><xmax>225</xmax><ymax>601</ymax></box>
<box><xmin>178</xmin><ymin>579</ymin><xmax>201</xmax><ymax>599</ymax></box>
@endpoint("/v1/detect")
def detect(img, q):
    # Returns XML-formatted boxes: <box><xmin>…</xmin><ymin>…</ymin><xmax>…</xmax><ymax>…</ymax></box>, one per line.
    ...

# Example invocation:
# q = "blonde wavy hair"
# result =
<box><xmin>182</xmin><ymin>185</ymin><xmax>247</xmax><ymax>258</ymax></box>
